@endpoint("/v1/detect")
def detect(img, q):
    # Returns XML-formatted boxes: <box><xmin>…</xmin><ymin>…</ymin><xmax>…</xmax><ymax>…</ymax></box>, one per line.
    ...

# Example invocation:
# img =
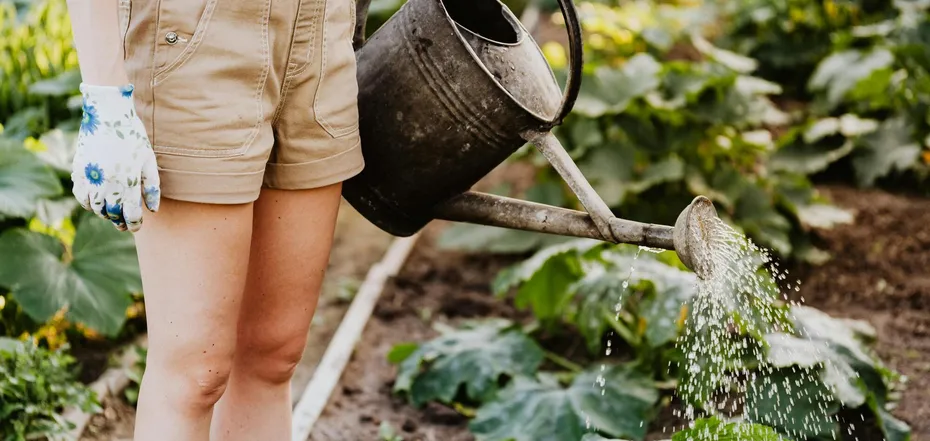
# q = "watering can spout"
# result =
<box><xmin>435</xmin><ymin>193</ymin><xmax>718</xmax><ymax>279</ymax></box>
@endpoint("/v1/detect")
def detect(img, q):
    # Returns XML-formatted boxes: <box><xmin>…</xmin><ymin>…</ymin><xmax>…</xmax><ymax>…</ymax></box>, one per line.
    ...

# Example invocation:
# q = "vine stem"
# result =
<box><xmin>543</xmin><ymin>350</ymin><xmax>583</xmax><ymax>373</ymax></box>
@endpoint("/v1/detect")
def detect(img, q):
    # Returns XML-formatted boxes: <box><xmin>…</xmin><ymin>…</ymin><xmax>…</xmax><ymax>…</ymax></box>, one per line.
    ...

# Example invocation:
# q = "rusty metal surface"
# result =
<box><xmin>343</xmin><ymin>0</ymin><xmax>582</xmax><ymax>236</ymax></box>
<box><xmin>434</xmin><ymin>191</ymin><xmax>677</xmax><ymax>250</ymax></box>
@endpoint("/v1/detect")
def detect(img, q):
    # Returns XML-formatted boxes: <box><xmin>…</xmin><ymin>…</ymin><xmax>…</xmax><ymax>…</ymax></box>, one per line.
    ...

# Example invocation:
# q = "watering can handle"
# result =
<box><xmin>353</xmin><ymin>0</ymin><xmax>371</xmax><ymax>50</ymax></box>
<box><xmin>550</xmin><ymin>0</ymin><xmax>584</xmax><ymax>126</ymax></box>
<box><xmin>352</xmin><ymin>0</ymin><xmax>583</xmax><ymax>125</ymax></box>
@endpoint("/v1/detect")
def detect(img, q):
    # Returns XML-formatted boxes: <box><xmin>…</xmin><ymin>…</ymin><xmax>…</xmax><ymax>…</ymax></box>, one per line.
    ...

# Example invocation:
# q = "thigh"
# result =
<box><xmin>236</xmin><ymin>184</ymin><xmax>343</xmax><ymax>355</ymax></box>
<box><xmin>133</xmin><ymin>198</ymin><xmax>254</xmax><ymax>370</ymax></box>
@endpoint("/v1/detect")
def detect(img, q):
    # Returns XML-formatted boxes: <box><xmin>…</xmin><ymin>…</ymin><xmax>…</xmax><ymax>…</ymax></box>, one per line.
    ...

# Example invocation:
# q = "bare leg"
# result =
<box><xmin>211</xmin><ymin>184</ymin><xmax>342</xmax><ymax>441</ymax></box>
<box><xmin>132</xmin><ymin>198</ymin><xmax>254</xmax><ymax>441</ymax></box>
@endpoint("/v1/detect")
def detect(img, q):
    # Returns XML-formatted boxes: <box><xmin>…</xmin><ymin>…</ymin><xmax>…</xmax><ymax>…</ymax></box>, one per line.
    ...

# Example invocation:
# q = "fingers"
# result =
<box><xmin>103</xmin><ymin>196</ymin><xmax>128</xmax><ymax>231</ymax></box>
<box><xmin>70</xmin><ymin>175</ymin><xmax>92</xmax><ymax>212</ymax></box>
<box><xmin>89</xmin><ymin>184</ymin><xmax>107</xmax><ymax>220</ymax></box>
<box><xmin>141</xmin><ymin>155</ymin><xmax>161</xmax><ymax>213</ymax></box>
<box><xmin>123</xmin><ymin>187</ymin><xmax>145</xmax><ymax>233</ymax></box>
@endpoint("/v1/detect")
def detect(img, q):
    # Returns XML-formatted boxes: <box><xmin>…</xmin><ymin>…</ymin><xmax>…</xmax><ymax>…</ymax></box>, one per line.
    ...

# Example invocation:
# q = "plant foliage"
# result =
<box><xmin>0</xmin><ymin>338</ymin><xmax>99</xmax><ymax>441</ymax></box>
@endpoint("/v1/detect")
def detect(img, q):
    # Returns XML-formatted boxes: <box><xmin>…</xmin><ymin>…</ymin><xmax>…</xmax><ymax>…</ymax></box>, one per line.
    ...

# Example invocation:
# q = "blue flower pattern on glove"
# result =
<box><xmin>84</xmin><ymin>163</ymin><xmax>105</xmax><ymax>186</ymax></box>
<box><xmin>71</xmin><ymin>83</ymin><xmax>161</xmax><ymax>233</ymax></box>
<box><xmin>144</xmin><ymin>186</ymin><xmax>161</xmax><ymax>212</ymax></box>
<box><xmin>80</xmin><ymin>102</ymin><xmax>100</xmax><ymax>135</ymax></box>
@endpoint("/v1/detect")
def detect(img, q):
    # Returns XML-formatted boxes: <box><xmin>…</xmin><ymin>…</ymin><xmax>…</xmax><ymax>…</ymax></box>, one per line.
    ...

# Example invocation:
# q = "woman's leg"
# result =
<box><xmin>132</xmin><ymin>198</ymin><xmax>255</xmax><ymax>441</ymax></box>
<box><xmin>211</xmin><ymin>184</ymin><xmax>343</xmax><ymax>441</ymax></box>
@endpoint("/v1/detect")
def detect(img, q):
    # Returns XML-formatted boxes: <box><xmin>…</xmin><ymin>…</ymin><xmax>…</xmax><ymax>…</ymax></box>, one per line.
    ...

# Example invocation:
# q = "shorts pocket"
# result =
<box><xmin>151</xmin><ymin>0</ymin><xmax>271</xmax><ymax>158</ymax></box>
<box><xmin>313</xmin><ymin>0</ymin><xmax>360</xmax><ymax>138</ymax></box>
<box><xmin>153</xmin><ymin>0</ymin><xmax>216</xmax><ymax>81</ymax></box>
<box><xmin>117</xmin><ymin>0</ymin><xmax>131</xmax><ymax>59</ymax></box>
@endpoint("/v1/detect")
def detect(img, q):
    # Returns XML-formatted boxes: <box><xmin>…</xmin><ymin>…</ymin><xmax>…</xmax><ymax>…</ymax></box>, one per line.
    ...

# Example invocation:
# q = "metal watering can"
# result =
<box><xmin>343</xmin><ymin>0</ymin><xmax>718</xmax><ymax>278</ymax></box>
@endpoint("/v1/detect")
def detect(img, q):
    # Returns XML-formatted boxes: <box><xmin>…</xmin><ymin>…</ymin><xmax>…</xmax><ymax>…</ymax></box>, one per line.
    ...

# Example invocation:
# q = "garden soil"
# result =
<box><xmin>309</xmin><ymin>185</ymin><xmax>930</xmax><ymax>441</ymax></box>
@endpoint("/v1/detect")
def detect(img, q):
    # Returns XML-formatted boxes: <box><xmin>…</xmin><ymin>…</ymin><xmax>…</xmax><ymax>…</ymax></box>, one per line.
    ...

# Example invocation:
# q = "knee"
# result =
<box><xmin>236</xmin><ymin>329</ymin><xmax>308</xmax><ymax>385</ymax></box>
<box><xmin>146</xmin><ymin>347</ymin><xmax>235</xmax><ymax>412</ymax></box>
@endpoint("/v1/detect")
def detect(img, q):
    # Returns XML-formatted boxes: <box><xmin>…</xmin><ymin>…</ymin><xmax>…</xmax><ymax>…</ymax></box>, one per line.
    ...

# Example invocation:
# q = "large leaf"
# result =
<box><xmin>790</xmin><ymin>306</ymin><xmax>892</xmax><ymax>400</ymax></box>
<box><xmin>27</xmin><ymin>69</ymin><xmax>81</xmax><ymax>97</ymax></box>
<box><xmin>867</xmin><ymin>395</ymin><xmax>912</xmax><ymax>441</ymax></box>
<box><xmin>470</xmin><ymin>364</ymin><xmax>659</xmax><ymax>441</ymax></box>
<box><xmin>32</xmin><ymin>129</ymin><xmax>76</xmax><ymax>175</ymax></box>
<box><xmin>851</xmin><ymin>117</ymin><xmax>922</xmax><ymax>187</ymax></box>
<box><xmin>574</xmin><ymin>54</ymin><xmax>662</xmax><ymax>117</ymax></box>
<box><xmin>437</xmin><ymin>224</ymin><xmax>561</xmax><ymax>254</ymax></box>
<box><xmin>0</xmin><ymin>214</ymin><xmax>141</xmax><ymax>335</ymax></box>
<box><xmin>392</xmin><ymin>319</ymin><xmax>544</xmax><ymax>407</ymax></box>
<box><xmin>769</xmin><ymin>141</ymin><xmax>855</xmax><ymax>175</ymax></box>
<box><xmin>671</xmin><ymin>416</ymin><xmax>785</xmax><ymax>441</ymax></box>
<box><xmin>794</xmin><ymin>203</ymin><xmax>854</xmax><ymax>230</ymax></box>
<box><xmin>765</xmin><ymin>333</ymin><xmax>867</xmax><ymax>406</ymax></box>
<box><xmin>580</xmin><ymin>435</ymin><xmax>628</xmax><ymax>441</ymax></box>
<box><xmin>809</xmin><ymin>49</ymin><xmax>895</xmax><ymax>108</ymax></box>
<box><xmin>745</xmin><ymin>367</ymin><xmax>840</xmax><ymax>439</ymax></box>
<box><xmin>0</xmin><ymin>138</ymin><xmax>62</xmax><ymax>220</ymax></box>
<box><xmin>493</xmin><ymin>240</ymin><xmax>602</xmax><ymax>322</ymax></box>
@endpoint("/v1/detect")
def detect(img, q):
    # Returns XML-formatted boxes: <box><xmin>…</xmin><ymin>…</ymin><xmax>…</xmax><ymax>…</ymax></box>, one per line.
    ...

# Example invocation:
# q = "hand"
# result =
<box><xmin>71</xmin><ymin>83</ymin><xmax>161</xmax><ymax>232</ymax></box>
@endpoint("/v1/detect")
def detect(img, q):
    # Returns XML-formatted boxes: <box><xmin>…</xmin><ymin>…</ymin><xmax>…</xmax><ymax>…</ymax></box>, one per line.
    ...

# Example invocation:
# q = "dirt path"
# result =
<box><xmin>309</xmin><ymin>185</ymin><xmax>930</xmax><ymax>441</ymax></box>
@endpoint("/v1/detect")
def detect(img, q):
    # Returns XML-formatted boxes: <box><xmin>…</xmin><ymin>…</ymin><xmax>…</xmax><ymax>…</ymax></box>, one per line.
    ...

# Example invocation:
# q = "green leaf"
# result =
<box><xmin>691</xmin><ymin>34</ymin><xmax>759</xmax><ymax>73</ymax></box>
<box><xmin>35</xmin><ymin>197</ymin><xmax>78</xmax><ymax>228</ymax></box>
<box><xmin>0</xmin><ymin>214</ymin><xmax>141</xmax><ymax>336</ymax></box>
<box><xmin>745</xmin><ymin>367</ymin><xmax>840</xmax><ymax>439</ymax></box>
<box><xmin>437</xmin><ymin>224</ymin><xmax>558</xmax><ymax>254</ymax></box>
<box><xmin>26</xmin><ymin>69</ymin><xmax>81</xmax><ymax>97</ymax></box>
<box><xmin>470</xmin><ymin>364</ymin><xmax>659</xmax><ymax>441</ymax></box>
<box><xmin>734</xmin><ymin>185</ymin><xmax>792</xmax><ymax>255</ymax></box>
<box><xmin>387</xmin><ymin>343</ymin><xmax>418</xmax><ymax>364</ymax></box>
<box><xmin>492</xmin><ymin>240</ymin><xmax>601</xmax><ymax>321</ymax></box>
<box><xmin>574</xmin><ymin>54</ymin><xmax>662</xmax><ymax>117</ymax></box>
<box><xmin>762</xmin><ymin>305</ymin><xmax>894</xmax><ymax>413</ymax></box>
<box><xmin>770</xmin><ymin>140</ymin><xmax>855</xmax><ymax>175</ymax></box>
<box><xmin>852</xmin><ymin>117</ymin><xmax>922</xmax><ymax>187</ymax></box>
<box><xmin>671</xmin><ymin>416</ymin><xmax>786</xmax><ymax>441</ymax></box>
<box><xmin>795</xmin><ymin>204</ymin><xmax>854</xmax><ymax>229</ymax></box>
<box><xmin>867</xmin><ymin>395</ymin><xmax>912</xmax><ymax>441</ymax></box>
<box><xmin>32</xmin><ymin>129</ymin><xmax>76</xmax><ymax>175</ymax></box>
<box><xmin>809</xmin><ymin>49</ymin><xmax>894</xmax><ymax>108</ymax></box>
<box><xmin>0</xmin><ymin>138</ymin><xmax>62</xmax><ymax>220</ymax></box>
<box><xmin>764</xmin><ymin>333</ymin><xmax>866</xmax><ymax>406</ymax></box>
<box><xmin>393</xmin><ymin>319</ymin><xmax>544</xmax><ymax>407</ymax></box>
<box><xmin>580</xmin><ymin>435</ymin><xmax>628</xmax><ymax>441</ymax></box>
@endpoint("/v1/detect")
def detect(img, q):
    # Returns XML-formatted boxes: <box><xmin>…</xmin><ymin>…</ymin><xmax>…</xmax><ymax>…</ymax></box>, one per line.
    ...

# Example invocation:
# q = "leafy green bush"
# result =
<box><xmin>767</xmin><ymin>1</ymin><xmax>930</xmax><ymax>188</ymax></box>
<box><xmin>388</xmin><ymin>242</ymin><xmax>910</xmax><ymax>441</ymax></box>
<box><xmin>0</xmin><ymin>0</ymin><xmax>81</xmax><ymax>139</ymax></box>
<box><xmin>0</xmin><ymin>338</ymin><xmax>99</xmax><ymax>441</ymax></box>
<box><xmin>0</xmin><ymin>133</ymin><xmax>141</xmax><ymax>337</ymax></box>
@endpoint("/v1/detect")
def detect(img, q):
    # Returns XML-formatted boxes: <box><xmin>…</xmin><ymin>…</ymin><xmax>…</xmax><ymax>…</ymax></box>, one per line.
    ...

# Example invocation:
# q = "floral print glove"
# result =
<box><xmin>71</xmin><ymin>83</ymin><xmax>161</xmax><ymax>232</ymax></box>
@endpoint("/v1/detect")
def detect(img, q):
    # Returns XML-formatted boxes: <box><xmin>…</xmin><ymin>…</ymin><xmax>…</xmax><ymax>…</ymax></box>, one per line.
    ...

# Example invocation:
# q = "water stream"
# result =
<box><xmin>673</xmin><ymin>217</ymin><xmax>838</xmax><ymax>439</ymax></box>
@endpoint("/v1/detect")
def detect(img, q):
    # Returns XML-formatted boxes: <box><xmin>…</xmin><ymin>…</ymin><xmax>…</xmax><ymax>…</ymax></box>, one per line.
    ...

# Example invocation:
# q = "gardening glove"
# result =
<box><xmin>71</xmin><ymin>83</ymin><xmax>161</xmax><ymax>232</ymax></box>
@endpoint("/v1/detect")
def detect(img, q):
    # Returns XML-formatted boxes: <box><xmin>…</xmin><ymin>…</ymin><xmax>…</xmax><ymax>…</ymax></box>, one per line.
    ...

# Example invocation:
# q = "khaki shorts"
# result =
<box><xmin>119</xmin><ymin>0</ymin><xmax>364</xmax><ymax>204</ymax></box>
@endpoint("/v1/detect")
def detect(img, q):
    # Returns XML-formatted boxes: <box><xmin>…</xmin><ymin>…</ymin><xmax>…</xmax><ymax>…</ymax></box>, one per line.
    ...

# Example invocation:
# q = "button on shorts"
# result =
<box><xmin>118</xmin><ymin>0</ymin><xmax>365</xmax><ymax>204</ymax></box>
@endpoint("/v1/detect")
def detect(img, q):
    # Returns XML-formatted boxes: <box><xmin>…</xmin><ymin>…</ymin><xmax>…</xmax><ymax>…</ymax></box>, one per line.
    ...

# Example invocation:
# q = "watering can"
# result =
<box><xmin>343</xmin><ymin>0</ymin><xmax>718</xmax><ymax>278</ymax></box>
